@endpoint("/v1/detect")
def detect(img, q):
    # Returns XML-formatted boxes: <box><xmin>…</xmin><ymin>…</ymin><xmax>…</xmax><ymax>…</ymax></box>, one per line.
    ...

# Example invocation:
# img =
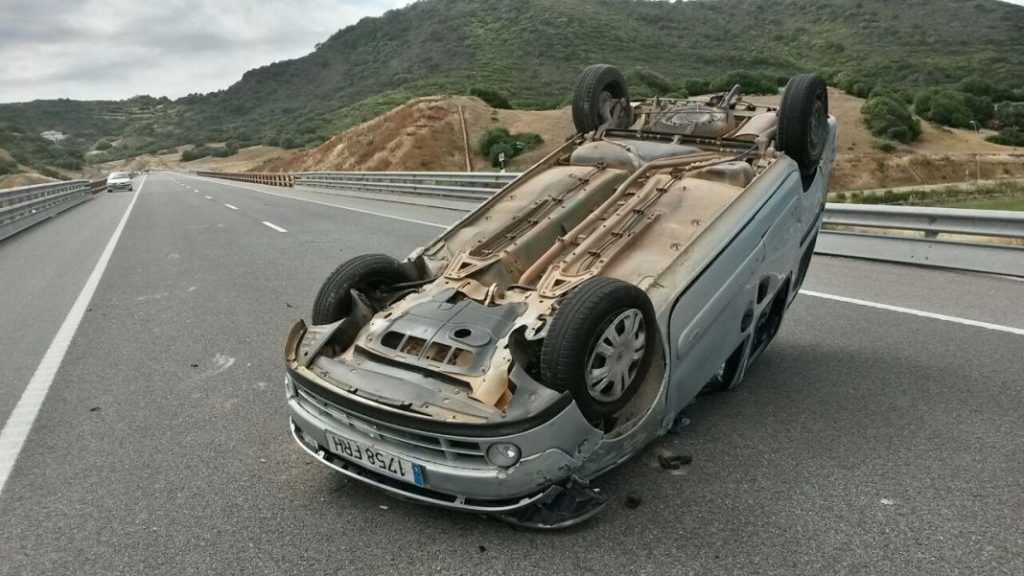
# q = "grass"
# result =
<box><xmin>835</xmin><ymin>181</ymin><xmax>1024</xmax><ymax>211</ymax></box>
<box><xmin>929</xmin><ymin>195</ymin><xmax>1024</xmax><ymax>211</ymax></box>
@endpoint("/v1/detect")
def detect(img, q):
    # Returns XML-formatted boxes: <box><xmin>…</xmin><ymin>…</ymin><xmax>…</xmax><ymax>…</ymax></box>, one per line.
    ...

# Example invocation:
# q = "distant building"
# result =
<box><xmin>40</xmin><ymin>130</ymin><xmax>66</xmax><ymax>142</ymax></box>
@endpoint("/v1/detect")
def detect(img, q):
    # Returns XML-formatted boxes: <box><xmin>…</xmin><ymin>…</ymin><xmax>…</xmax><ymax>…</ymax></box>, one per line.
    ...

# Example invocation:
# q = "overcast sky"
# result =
<box><xmin>0</xmin><ymin>0</ymin><xmax>414</xmax><ymax>103</ymax></box>
<box><xmin>3</xmin><ymin>0</ymin><xmax>1024</xmax><ymax>104</ymax></box>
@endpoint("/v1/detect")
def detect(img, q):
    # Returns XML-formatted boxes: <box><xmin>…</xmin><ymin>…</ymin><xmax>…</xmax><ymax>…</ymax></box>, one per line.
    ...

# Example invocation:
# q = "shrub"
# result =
<box><xmin>708</xmin><ymin>71</ymin><xmax>779</xmax><ymax>95</ymax></box>
<box><xmin>994</xmin><ymin>102</ymin><xmax>1024</xmax><ymax>129</ymax></box>
<box><xmin>987</xmin><ymin>128</ymin><xmax>1024</xmax><ymax>147</ymax></box>
<box><xmin>956</xmin><ymin>76</ymin><xmax>1006</xmax><ymax>100</ymax></box>
<box><xmin>628</xmin><ymin>68</ymin><xmax>676</xmax><ymax>96</ymax></box>
<box><xmin>683</xmin><ymin>79</ymin><xmax>710</xmax><ymax>96</ymax></box>
<box><xmin>0</xmin><ymin>156</ymin><xmax>17</xmax><ymax>175</ymax></box>
<box><xmin>478</xmin><ymin>126</ymin><xmax>543</xmax><ymax>167</ymax></box>
<box><xmin>94</xmin><ymin>139</ymin><xmax>112</xmax><ymax>151</ymax></box>
<box><xmin>873</xmin><ymin>138</ymin><xmax>898</xmax><ymax>152</ymax></box>
<box><xmin>914</xmin><ymin>89</ymin><xmax>992</xmax><ymax>129</ymax></box>
<box><xmin>478</xmin><ymin>127</ymin><xmax>512</xmax><ymax>157</ymax></box>
<box><xmin>470</xmin><ymin>87</ymin><xmax>512</xmax><ymax>109</ymax></box>
<box><xmin>861</xmin><ymin>95</ymin><xmax>921</xmax><ymax>143</ymax></box>
<box><xmin>487</xmin><ymin>143</ymin><xmax>514</xmax><ymax>167</ymax></box>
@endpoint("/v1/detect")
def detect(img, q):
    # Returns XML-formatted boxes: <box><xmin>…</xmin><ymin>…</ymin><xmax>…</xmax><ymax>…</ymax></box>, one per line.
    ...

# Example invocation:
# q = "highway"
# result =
<box><xmin>0</xmin><ymin>172</ymin><xmax>1021</xmax><ymax>576</ymax></box>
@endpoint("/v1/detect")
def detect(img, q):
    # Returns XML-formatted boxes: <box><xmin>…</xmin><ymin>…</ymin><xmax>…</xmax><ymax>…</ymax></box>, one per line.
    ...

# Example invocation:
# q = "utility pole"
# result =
<box><xmin>970</xmin><ymin>121</ymin><xmax>981</xmax><ymax>183</ymax></box>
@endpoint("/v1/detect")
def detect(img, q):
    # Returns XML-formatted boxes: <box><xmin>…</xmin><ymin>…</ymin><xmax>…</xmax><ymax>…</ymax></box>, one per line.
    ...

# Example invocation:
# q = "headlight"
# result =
<box><xmin>486</xmin><ymin>443</ymin><xmax>521</xmax><ymax>468</ymax></box>
<box><xmin>284</xmin><ymin>373</ymin><xmax>296</xmax><ymax>397</ymax></box>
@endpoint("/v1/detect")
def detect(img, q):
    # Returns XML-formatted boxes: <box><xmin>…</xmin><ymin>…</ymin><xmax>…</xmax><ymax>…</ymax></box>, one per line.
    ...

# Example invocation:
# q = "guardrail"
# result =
<box><xmin>196</xmin><ymin>170</ymin><xmax>1023</xmax><ymax>278</ymax></box>
<box><xmin>294</xmin><ymin>171</ymin><xmax>516</xmax><ymax>201</ymax></box>
<box><xmin>195</xmin><ymin>171</ymin><xmax>294</xmax><ymax>187</ymax></box>
<box><xmin>0</xmin><ymin>180</ymin><xmax>94</xmax><ymax>242</ymax></box>
<box><xmin>818</xmin><ymin>205</ymin><xmax>1024</xmax><ymax>277</ymax></box>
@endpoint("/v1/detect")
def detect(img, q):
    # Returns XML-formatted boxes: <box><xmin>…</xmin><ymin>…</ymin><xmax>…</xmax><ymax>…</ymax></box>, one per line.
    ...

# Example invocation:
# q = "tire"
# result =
<box><xmin>572</xmin><ymin>64</ymin><xmax>632</xmax><ymax>134</ymax></box>
<box><xmin>311</xmin><ymin>254</ymin><xmax>413</xmax><ymax>325</ymax></box>
<box><xmin>748</xmin><ymin>277</ymin><xmax>791</xmax><ymax>365</ymax></box>
<box><xmin>777</xmin><ymin>74</ymin><xmax>829</xmax><ymax>177</ymax></box>
<box><xmin>540</xmin><ymin>277</ymin><xmax>657</xmax><ymax>425</ymax></box>
<box><xmin>793</xmin><ymin>234</ymin><xmax>817</xmax><ymax>294</ymax></box>
<box><xmin>701</xmin><ymin>339</ymin><xmax>747</xmax><ymax>394</ymax></box>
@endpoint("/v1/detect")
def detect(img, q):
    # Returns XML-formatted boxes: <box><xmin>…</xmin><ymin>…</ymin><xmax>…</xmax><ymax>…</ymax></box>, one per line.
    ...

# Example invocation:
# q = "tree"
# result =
<box><xmin>862</xmin><ymin>93</ymin><xmax>921</xmax><ymax>143</ymax></box>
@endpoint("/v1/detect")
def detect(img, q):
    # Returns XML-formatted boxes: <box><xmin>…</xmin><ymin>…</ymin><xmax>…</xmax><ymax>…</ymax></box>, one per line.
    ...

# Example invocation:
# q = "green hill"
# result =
<box><xmin>2</xmin><ymin>0</ymin><xmax>1023</xmax><ymax>176</ymax></box>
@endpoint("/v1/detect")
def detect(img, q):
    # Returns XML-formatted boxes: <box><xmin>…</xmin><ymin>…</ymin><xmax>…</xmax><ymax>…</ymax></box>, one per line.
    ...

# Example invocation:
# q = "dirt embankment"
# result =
<box><xmin>272</xmin><ymin>88</ymin><xmax>1024</xmax><ymax>191</ymax></box>
<box><xmin>265</xmin><ymin>96</ymin><xmax>575</xmax><ymax>173</ymax></box>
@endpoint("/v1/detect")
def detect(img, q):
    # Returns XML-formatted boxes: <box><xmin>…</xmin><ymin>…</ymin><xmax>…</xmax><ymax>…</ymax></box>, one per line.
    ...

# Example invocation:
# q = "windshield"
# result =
<box><xmin>109</xmin><ymin>172</ymin><xmax>128</xmax><ymax>179</ymax></box>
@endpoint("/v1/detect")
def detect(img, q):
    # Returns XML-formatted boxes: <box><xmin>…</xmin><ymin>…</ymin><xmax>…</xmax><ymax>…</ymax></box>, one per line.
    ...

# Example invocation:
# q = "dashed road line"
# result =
<box><xmin>224</xmin><ymin>204</ymin><xmax>238</xmax><ymax>210</ymax></box>
<box><xmin>204</xmin><ymin>195</ymin><xmax>213</xmax><ymax>200</ymax></box>
<box><xmin>262</xmin><ymin>221</ymin><xmax>287</xmax><ymax>233</ymax></box>
<box><xmin>191</xmin><ymin>175</ymin><xmax>447</xmax><ymax>229</ymax></box>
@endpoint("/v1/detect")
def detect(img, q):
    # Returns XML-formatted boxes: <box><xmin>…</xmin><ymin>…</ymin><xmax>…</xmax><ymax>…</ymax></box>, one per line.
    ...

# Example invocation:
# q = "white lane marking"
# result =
<box><xmin>204</xmin><ymin>195</ymin><xmax>212</xmax><ymax>200</ymax></box>
<box><xmin>801</xmin><ymin>290</ymin><xmax>1024</xmax><ymax>336</ymax></box>
<box><xmin>191</xmin><ymin>176</ymin><xmax>447</xmax><ymax>229</ymax></box>
<box><xmin>0</xmin><ymin>176</ymin><xmax>146</xmax><ymax>495</ymax></box>
<box><xmin>224</xmin><ymin>204</ymin><xmax>238</xmax><ymax>210</ymax></box>
<box><xmin>262</xmin><ymin>221</ymin><xmax>287</xmax><ymax>233</ymax></box>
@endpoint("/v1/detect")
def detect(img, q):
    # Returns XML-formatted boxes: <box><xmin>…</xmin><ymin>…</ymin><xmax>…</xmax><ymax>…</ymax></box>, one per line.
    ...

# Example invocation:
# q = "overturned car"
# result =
<box><xmin>285</xmin><ymin>65</ymin><xmax>837</xmax><ymax>527</ymax></box>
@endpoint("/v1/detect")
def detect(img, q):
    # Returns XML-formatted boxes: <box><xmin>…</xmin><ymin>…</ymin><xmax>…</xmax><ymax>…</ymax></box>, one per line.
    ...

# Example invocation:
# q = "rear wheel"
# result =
<box><xmin>572</xmin><ymin>64</ymin><xmax>632</xmax><ymax>134</ymax></box>
<box><xmin>311</xmin><ymin>254</ymin><xmax>413</xmax><ymax>324</ymax></box>
<box><xmin>541</xmin><ymin>277</ymin><xmax>656</xmax><ymax>425</ymax></box>
<box><xmin>777</xmin><ymin>74</ymin><xmax>829</xmax><ymax>177</ymax></box>
<box><xmin>748</xmin><ymin>278</ymin><xmax>791</xmax><ymax>366</ymax></box>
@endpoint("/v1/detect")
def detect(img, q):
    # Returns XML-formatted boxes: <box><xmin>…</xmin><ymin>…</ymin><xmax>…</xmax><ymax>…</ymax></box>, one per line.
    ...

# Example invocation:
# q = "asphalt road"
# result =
<box><xmin>0</xmin><ymin>172</ymin><xmax>1021</xmax><ymax>576</ymax></box>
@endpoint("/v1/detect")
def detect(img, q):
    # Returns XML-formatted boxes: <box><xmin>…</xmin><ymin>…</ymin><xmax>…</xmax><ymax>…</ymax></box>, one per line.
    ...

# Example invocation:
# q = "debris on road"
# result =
<box><xmin>625</xmin><ymin>494</ymin><xmax>642</xmax><ymax>509</ymax></box>
<box><xmin>657</xmin><ymin>451</ymin><xmax>693</xmax><ymax>470</ymax></box>
<box><xmin>89</xmin><ymin>406</ymin><xmax>101</xmax><ymax>412</ymax></box>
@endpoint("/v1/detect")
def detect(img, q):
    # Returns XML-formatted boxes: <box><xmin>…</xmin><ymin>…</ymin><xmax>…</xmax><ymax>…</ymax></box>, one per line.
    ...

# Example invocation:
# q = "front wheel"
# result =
<box><xmin>540</xmin><ymin>277</ymin><xmax>657</xmax><ymax>425</ymax></box>
<box><xmin>311</xmin><ymin>254</ymin><xmax>413</xmax><ymax>324</ymax></box>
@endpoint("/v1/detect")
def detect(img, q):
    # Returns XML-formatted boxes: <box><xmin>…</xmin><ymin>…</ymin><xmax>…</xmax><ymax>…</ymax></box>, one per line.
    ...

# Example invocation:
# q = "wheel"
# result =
<box><xmin>793</xmin><ymin>235</ymin><xmax>817</xmax><ymax>294</ymax></box>
<box><xmin>311</xmin><ymin>254</ymin><xmax>413</xmax><ymax>324</ymax></box>
<box><xmin>540</xmin><ymin>277</ymin><xmax>657</xmax><ymax>425</ymax></box>
<box><xmin>571</xmin><ymin>64</ymin><xmax>633</xmax><ymax>134</ymax></box>
<box><xmin>748</xmin><ymin>277</ymin><xmax>791</xmax><ymax>365</ymax></box>
<box><xmin>700</xmin><ymin>339</ymin><xmax>747</xmax><ymax>394</ymax></box>
<box><xmin>777</xmin><ymin>74</ymin><xmax>829</xmax><ymax>177</ymax></box>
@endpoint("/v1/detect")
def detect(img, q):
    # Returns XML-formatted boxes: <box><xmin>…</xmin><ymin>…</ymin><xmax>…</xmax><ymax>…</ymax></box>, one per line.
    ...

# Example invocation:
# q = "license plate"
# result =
<box><xmin>324</xmin><ymin>431</ymin><xmax>424</xmax><ymax>486</ymax></box>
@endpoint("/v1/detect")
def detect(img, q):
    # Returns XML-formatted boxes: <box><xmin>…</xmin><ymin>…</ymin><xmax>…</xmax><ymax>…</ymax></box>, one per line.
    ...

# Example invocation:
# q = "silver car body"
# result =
<box><xmin>106</xmin><ymin>172</ymin><xmax>132</xmax><ymax>192</ymax></box>
<box><xmin>286</xmin><ymin>92</ymin><xmax>839</xmax><ymax>520</ymax></box>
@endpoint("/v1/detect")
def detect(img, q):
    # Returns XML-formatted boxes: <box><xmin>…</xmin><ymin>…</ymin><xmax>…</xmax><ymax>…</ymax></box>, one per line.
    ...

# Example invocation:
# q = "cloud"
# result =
<box><xmin>0</xmin><ymin>0</ymin><xmax>413</xmax><ymax>102</ymax></box>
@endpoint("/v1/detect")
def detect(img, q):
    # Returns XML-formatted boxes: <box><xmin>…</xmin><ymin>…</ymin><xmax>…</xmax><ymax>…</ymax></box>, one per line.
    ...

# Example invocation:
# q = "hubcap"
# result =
<box><xmin>585</xmin><ymin>309</ymin><xmax>646</xmax><ymax>402</ymax></box>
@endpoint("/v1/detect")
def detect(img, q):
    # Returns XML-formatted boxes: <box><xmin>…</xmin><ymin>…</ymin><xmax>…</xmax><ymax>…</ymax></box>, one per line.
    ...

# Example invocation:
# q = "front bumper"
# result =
<box><xmin>289</xmin><ymin>419</ymin><xmax>558</xmax><ymax>514</ymax></box>
<box><xmin>286</xmin><ymin>370</ymin><xmax>602</xmax><ymax>512</ymax></box>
